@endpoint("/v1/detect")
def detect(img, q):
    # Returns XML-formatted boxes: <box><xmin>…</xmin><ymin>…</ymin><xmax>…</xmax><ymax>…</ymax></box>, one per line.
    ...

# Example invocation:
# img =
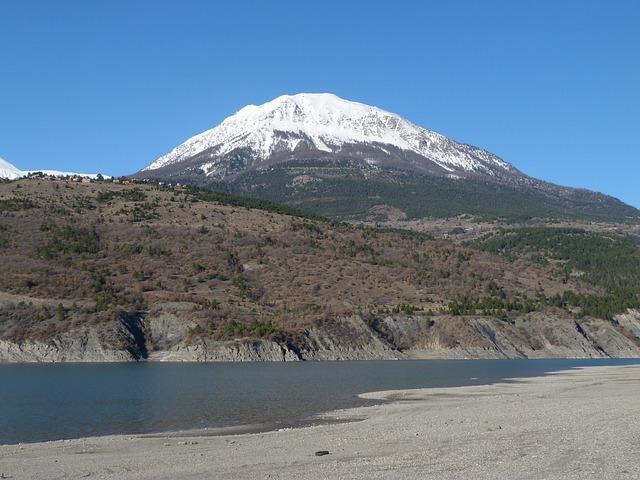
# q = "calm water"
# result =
<box><xmin>1</xmin><ymin>358</ymin><xmax>637</xmax><ymax>445</ymax></box>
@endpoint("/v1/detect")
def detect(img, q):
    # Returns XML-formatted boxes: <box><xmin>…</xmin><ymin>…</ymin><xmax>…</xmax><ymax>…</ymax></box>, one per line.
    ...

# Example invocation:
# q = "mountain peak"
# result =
<box><xmin>233</xmin><ymin>92</ymin><xmax>388</xmax><ymax>121</ymax></box>
<box><xmin>143</xmin><ymin>93</ymin><xmax>514</xmax><ymax>177</ymax></box>
<box><xmin>134</xmin><ymin>94</ymin><xmax>639</xmax><ymax>223</ymax></box>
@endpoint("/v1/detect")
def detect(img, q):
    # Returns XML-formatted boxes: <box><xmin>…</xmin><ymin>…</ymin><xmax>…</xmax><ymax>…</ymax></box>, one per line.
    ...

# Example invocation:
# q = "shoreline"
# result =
<box><xmin>4</xmin><ymin>354</ymin><xmax>640</xmax><ymax>364</ymax></box>
<box><xmin>4</xmin><ymin>354</ymin><xmax>640</xmax><ymax>365</ymax></box>
<box><xmin>2</xmin><ymin>364</ymin><xmax>640</xmax><ymax>479</ymax></box>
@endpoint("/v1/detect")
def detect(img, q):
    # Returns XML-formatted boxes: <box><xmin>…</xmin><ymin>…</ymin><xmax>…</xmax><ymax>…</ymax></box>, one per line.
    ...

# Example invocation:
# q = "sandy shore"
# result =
<box><xmin>2</xmin><ymin>365</ymin><xmax>639</xmax><ymax>480</ymax></box>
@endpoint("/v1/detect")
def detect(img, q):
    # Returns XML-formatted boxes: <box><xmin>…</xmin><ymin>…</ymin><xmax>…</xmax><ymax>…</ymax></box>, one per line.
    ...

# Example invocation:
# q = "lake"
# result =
<box><xmin>1</xmin><ymin>358</ymin><xmax>637</xmax><ymax>445</ymax></box>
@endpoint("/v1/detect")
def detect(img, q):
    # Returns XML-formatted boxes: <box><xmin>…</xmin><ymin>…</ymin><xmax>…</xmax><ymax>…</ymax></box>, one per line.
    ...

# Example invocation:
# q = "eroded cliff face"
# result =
<box><xmin>2</xmin><ymin>310</ymin><xmax>640</xmax><ymax>363</ymax></box>
<box><xmin>0</xmin><ymin>329</ymin><xmax>134</xmax><ymax>362</ymax></box>
<box><xmin>397</xmin><ymin>312</ymin><xmax>640</xmax><ymax>359</ymax></box>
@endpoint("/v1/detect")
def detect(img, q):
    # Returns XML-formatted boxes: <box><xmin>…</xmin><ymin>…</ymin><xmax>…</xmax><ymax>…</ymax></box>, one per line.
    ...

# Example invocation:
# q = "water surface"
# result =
<box><xmin>1</xmin><ymin>358</ymin><xmax>637</xmax><ymax>445</ymax></box>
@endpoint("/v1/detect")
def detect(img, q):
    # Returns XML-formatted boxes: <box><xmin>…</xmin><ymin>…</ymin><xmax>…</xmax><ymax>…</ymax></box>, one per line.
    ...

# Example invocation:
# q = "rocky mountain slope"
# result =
<box><xmin>136</xmin><ymin>93</ymin><xmax>639</xmax><ymax>222</ymax></box>
<box><xmin>0</xmin><ymin>178</ymin><xmax>639</xmax><ymax>361</ymax></box>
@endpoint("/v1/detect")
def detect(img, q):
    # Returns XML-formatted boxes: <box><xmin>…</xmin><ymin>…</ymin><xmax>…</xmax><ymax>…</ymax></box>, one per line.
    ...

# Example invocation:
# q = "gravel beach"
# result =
<box><xmin>2</xmin><ymin>365</ymin><xmax>639</xmax><ymax>480</ymax></box>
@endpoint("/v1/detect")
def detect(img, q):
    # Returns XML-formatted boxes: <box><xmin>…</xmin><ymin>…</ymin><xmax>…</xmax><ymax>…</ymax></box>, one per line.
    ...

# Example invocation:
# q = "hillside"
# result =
<box><xmin>1</xmin><ymin>177</ymin><xmax>640</xmax><ymax>361</ymax></box>
<box><xmin>200</xmin><ymin>161</ymin><xmax>640</xmax><ymax>222</ymax></box>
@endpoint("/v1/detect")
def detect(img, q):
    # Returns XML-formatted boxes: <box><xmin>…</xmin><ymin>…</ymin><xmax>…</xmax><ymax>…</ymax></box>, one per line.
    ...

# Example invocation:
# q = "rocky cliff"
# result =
<box><xmin>2</xmin><ymin>309</ymin><xmax>639</xmax><ymax>362</ymax></box>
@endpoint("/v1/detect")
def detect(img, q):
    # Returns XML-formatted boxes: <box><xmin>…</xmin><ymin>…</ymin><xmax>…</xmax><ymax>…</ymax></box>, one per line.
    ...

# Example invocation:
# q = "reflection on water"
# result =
<box><xmin>1</xmin><ymin>358</ymin><xmax>637</xmax><ymax>444</ymax></box>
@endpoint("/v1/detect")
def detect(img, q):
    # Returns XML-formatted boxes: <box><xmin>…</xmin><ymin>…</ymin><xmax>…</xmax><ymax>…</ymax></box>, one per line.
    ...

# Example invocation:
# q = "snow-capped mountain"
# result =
<box><xmin>136</xmin><ymin>93</ymin><xmax>638</xmax><ymax>222</ymax></box>
<box><xmin>0</xmin><ymin>157</ymin><xmax>23</xmax><ymax>180</ymax></box>
<box><xmin>142</xmin><ymin>93</ymin><xmax>519</xmax><ymax>179</ymax></box>
<box><xmin>0</xmin><ymin>156</ymin><xmax>106</xmax><ymax>180</ymax></box>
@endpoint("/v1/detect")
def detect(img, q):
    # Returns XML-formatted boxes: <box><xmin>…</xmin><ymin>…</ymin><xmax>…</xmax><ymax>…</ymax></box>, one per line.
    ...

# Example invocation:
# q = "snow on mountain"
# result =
<box><xmin>0</xmin><ymin>156</ymin><xmax>106</xmax><ymax>180</ymax></box>
<box><xmin>143</xmin><ymin>93</ymin><xmax>515</xmax><ymax>177</ymax></box>
<box><xmin>0</xmin><ymin>157</ymin><xmax>23</xmax><ymax>180</ymax></box>
<box><xmin>24</xmin><ymin>170</ymin><xmax>107</xmax><ymax>179</ymax></box>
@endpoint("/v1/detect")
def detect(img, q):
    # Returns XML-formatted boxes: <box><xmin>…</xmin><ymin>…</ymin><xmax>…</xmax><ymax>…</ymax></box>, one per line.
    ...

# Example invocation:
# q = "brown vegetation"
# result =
<box><xmin>0</xmin><ymin>178</ymin><xmax>606</xmax><ymax>347</ymax></box>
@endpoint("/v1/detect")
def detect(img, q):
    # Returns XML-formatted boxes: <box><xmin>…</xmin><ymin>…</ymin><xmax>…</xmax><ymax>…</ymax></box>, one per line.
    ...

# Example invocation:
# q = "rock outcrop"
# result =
<box><xmin>148</xmin><ymin>339</ymin><xmax>299</xmax><ymax>362</ymax></box>
<box><xmin>2</xmin><ymin>310</ymin><xmax>640</xmax><ymax>363</ymax></box>
<box><xmin>0</xmin><ymin>330</ymin><xmax>134</xmax><ymax>362</ymax></box>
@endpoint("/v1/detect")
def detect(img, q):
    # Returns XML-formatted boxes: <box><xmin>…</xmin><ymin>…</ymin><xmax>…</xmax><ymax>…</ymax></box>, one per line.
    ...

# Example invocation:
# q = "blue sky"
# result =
<box><xmin>1</xmin><ymin>0</ymin><xmax>639</xmax><ymax>206</ymax></box>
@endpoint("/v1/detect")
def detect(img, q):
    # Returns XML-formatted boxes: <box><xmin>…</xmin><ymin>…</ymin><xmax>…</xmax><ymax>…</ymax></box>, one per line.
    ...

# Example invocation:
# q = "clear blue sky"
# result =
<box><xmin>1</xmin><ymin>0</ymin><xmax>639</xmax><ymax>206</ymax></box>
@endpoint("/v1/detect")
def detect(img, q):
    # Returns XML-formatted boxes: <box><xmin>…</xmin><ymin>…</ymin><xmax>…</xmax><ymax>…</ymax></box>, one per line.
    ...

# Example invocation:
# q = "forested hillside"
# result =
<box><xmin>1</xmin><ymin>177</ymin><xmax>639</xmax><ymax>361</ymax></box>
<box><xmin>194</xmin><ymin>161</ymin><xmax>640</xmax><ymax>222</ymax></box>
